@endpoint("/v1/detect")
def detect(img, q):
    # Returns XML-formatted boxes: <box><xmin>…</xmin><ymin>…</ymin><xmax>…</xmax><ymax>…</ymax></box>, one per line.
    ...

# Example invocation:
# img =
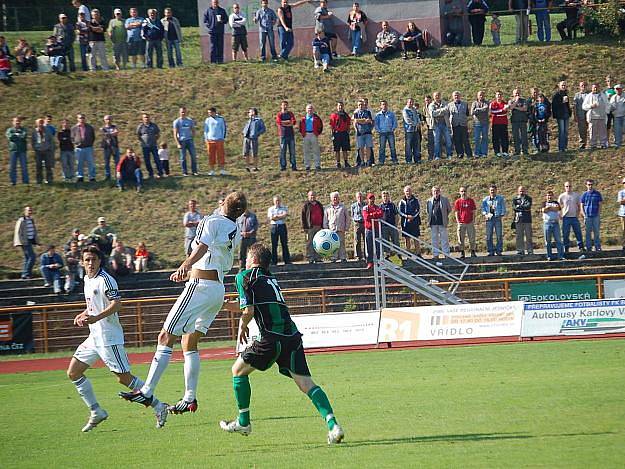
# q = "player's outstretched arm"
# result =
<box><xmin>170</xmin><ymin>242</ymin><xmax>209</xmax><ymax>282</ymax></box>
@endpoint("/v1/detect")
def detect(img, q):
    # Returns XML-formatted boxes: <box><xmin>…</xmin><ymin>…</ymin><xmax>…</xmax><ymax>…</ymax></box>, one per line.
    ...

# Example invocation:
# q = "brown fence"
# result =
<box><xmin>1</xmin><ymin>272</ymin><xmax>624</xmax><ymax>352</ymax></box>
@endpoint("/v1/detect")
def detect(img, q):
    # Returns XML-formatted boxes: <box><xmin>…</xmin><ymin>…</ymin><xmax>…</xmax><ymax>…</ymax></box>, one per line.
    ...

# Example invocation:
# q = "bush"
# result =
<box><xmin>583</xmin><ymin>0</ymin><xmax>625</xmax><ymax>36</ymax></box>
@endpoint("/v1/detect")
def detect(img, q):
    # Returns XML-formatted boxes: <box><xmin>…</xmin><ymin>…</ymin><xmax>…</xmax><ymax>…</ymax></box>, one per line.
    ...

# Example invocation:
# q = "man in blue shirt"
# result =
<box><xmin>242</xmin><ymin>108</ymin><xmax>266</xmax><ymax>172</ymax></box>
<box><xmin>204</xmin><ymin>107</ymin><xmax>228</xmax><ymax>176</ymax></box>
<box><xmin>531</xmin><ymin>0</ymin><xmax>552</xmax><ymax>42</ymax></box>
<box><xmin>374</xmin><ymin>100</ymin><xmax>398</xmax><ymax>164</ymax></box>
<box><xmin>204</xmin><ymin>0</ymin><xmax>229</xmax><ymax>63</ymax></box>
<box><xmin>580</xmin><ymin>179</ymin><xmax>603</xmax><ymax>251</ymax></box>
<box><xmin>353</xmin><ymin>100</ymin><xmax>374</xmax><ymax>166</ymax></box>
<box><xmin>173</xmin><ymin>107</ymin><xmax>198</xmax><ymax>176</ymax></box>
<box><xmin>254</xmin><ymin>0</ymin><xmax>279</xmax><ymax>61</ymax></box>
<box><xmin>125</xmin><ymin>7</ymin><xmax>145</xmax><ymax>68</ymax></box>
<box><xmin>40</xmin><ymin>245</ymin><xmax>64</xmax><ymax>294</ymax></box>
<box><xmin>481</xmin><ymin>184</ymin><xmax>507</xmax><ymax>256</ymax></box>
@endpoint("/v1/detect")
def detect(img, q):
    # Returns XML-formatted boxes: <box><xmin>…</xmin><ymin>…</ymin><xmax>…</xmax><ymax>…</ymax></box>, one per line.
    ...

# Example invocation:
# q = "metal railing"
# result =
<box><xmin>0</xmin><ymin>272</ymin><xmax>623</xmax><ymax>352</ymax></box>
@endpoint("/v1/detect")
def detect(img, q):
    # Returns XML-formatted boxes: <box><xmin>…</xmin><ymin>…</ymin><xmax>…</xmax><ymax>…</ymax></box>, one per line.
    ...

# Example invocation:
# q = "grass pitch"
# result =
<box><xmin>1</xmin><ymin>339</ymin><xmax>624</xmax><ymax>468</ymax></box>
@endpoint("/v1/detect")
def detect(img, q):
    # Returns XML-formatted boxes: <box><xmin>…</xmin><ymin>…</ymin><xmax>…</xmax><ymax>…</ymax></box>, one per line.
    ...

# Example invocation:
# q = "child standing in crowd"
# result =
<box><xmin>158</xmin><ymin>142</ymin><xmax>170</xmax><ymax>176</ymax></box>
<box><xmin>490</xmin><ymin>14</ymin><xmax>501</xmax><ymax>46</ymax></box>
<box><xmin>134</xmin><ymin>242</ymin><xmax>149</xmax><ymax>272</ymax></box>
<box><xmin>532</xmin><ymin>94</ymin><xmax>551</xmax><ymax>152</ymax></box>
<box><xmin>46</xmin><ymin>35</ymin><xmax>65</xmax><ymax>73</ymax></box>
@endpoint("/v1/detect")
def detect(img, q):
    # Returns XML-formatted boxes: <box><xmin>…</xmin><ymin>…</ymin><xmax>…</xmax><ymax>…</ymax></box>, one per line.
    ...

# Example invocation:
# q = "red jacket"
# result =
<box><xmin>298</xmin><ymin>114</ymin><xmax>323</xmax><ymax>137</ymax></box>
<box><xmin>275</xmin><ymin>111</ymin><xmax>296</xmax><ymax>137</ymax></box>
<box><xmin>362</xmin><ymin>203</ymin><xmax>384</xmax><ymax>230</ymax></box>
<box><xmin>329</xmin><ymin>111</ymin><xmax>351</xmax><ymax>132</ymax></box>
<box><xmin>489</xmin><ymin>100</ymin><xmax>508</xmax><ymax>125</ymax></box>
<box><xmin>116</xmin><ymin>154</ymin><xmax>142</xmax><ymax>174</ymax></box>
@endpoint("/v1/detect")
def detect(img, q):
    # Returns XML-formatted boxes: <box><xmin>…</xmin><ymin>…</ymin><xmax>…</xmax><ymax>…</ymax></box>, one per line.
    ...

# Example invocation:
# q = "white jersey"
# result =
<box><xmin>191</xmin><ymin>213</ymin><xmax>240</xmax><ymax>282</ymax></box>
<box><xmin>83</xmin><ymin>269</ymin><xmax>123</xmax><ymax>347</ymax></box>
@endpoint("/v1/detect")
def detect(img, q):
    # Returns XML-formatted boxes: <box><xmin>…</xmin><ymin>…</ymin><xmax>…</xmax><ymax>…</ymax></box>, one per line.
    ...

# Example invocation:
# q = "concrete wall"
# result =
<box><xmin>197</xmin><ymin>0</ymin><xmax>442</xmax><ymax>62</ymax></box>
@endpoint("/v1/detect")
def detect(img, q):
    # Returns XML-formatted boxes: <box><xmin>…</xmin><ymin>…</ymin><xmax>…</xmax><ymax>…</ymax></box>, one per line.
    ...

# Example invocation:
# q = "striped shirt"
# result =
<box><xmin>24</xmin><ymin>217</ymin><xmax>36</xmax><ymax>240</ymax></box>
<box><xmin>84</xmin><ymin>269</ymin><xmax>123</xmax><ymax>347</ymax></box>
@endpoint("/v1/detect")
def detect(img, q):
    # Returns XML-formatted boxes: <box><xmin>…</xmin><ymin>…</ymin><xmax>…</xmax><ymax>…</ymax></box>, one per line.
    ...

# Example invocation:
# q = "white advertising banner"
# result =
<box><xmin>378</xmin><ymin>302</ymin><xmax>524</xmax><ymax>343</ymax></box>
<box><xmin>603</xmin><ymin>279</ymin><xmax>625</xmax><ymax>299</ymax></box>
<box><xmin>236</xmin><ymin>311</ymin><xmax>381</xmax><ymax>352</ymax></box>
<box><xmin>522</xmin><ymin>299</ymin><xmax>625</xmax><ymax>337</ymax></box>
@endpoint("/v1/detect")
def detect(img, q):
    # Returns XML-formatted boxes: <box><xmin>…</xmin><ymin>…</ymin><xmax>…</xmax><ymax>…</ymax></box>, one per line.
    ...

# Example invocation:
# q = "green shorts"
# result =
<box><xmin>241</xmin><ymin>333</ymin><xmax>310</xmax><ymax>378</ymax></box>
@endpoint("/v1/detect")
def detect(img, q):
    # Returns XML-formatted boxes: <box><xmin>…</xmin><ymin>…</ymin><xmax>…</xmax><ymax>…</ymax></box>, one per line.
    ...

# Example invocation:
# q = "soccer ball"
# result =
<box><xmin>313</xmin><ymin>229</ymin><xmax>341</xmax><ymax>257</ymax></box>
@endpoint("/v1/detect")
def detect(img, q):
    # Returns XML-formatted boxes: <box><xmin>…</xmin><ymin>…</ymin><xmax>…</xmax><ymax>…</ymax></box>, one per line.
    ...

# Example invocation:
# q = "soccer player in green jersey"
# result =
<box><xmin>220</xmin><ymin>242</ymin><xmax>344</xmax><ymax>444</ymax></box>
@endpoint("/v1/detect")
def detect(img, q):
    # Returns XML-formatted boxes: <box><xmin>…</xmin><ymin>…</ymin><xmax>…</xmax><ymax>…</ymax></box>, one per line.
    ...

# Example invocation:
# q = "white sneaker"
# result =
<box><xmin>220</xmin><ymin>169</ymin><xmax>228</xmax><ymax>176</ymax></box>
<box><xmin>208</xmin><ymin>170</ymin><xmax>215</xmax><ymax>176</ymax></box>
<box><xmin>314</xmin><ymin>61</ymin><xmax>320</xmax><ymax>69</ymax></box>
<box><xmin>328</xmin><ymin>423</ymin><xmax>345</xmax><ymax>444</ymax></box>
<box><xmin>81</xmin><ymin>407</ymin><xmax>108</xmax><ymax>432</ymax></box>
<box><xmin>154</xmin><ymin>402</ymin><xmax>168</xmax><ymax>429</ymax></box>
<box><xmin>219</xmin><ymin>419</ymin><xmax>252</xmax><ymax>436</ymax></box>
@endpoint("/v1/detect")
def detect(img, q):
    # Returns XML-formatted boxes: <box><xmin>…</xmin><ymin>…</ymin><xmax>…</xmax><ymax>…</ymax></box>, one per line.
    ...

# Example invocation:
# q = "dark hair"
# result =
<box><xmin>209</xmin><ymin>107</ymin><xmax>217</xmax><ymax>113</ymax></box>
<box><xmin>47</xmin><ymin>244</ymin><xmax>55</xmax><ymax>250</ymax></box>
<box><xmin>489</xmin><ymin>184</ymin><xmax>497</xmax><ymax>189</ymax></box>
<box><xmin>249</xmin><ymin>107</ymin><xmax>258</xmax><ymax>116</ymax></box>
<box><xmin>82</xmin><ymin>245</ymin><xmax>105</xmax><ymax>263</ymax></box>
<box><xmin>224</xmin><ymin>191</ymin><xmax>248</xmax><ymax>219</ymax></box>
<box><xmin>248</xmin><ymin>243</ymin><xmax>272</xmax><ymax>269</ymax></box>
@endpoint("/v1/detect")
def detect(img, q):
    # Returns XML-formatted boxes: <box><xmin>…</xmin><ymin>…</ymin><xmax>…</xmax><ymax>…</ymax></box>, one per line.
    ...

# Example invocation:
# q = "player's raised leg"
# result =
<box><xmin>114</xmin><ymin>368</ymin><xmax>169</xmax><ymax>428</ymax></box>
<box><xmin>67</xmin><ymin>356</ymin><xmax>108</xmax><ymax>432</ymax></box>
<box><xmin>168</xmin><ymin>331</ymin><xmax>202</xmax><ymax>414</ymax></box>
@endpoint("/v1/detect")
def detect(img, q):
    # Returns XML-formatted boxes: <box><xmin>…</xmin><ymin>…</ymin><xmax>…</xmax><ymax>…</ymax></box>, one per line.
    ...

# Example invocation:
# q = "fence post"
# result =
<box><xmin>503</xmin><ymin>281</ymin><xmax>510</xmax><ymax>301</ymax></box>
<box><xmin>42</xmin><ymin>310</ymin><xmax>48</xmax><ymax>353</ymax></box>
<box><xmin>229</xmin><ymin>310</ymin><xmax>237</xmax><ymax>340</ymax></box>
<box><xmin>136</xmin><ymin>303</ymin><xmax>143</xmax><ymax>347</ymax></box>
<box><xmin>320</xmin><ymin>289</ymin><xmax>327</xmax><ymax>313</ymax></box>
<box><xmin>597</xmin><ymin>275</ymin><xmax>603</xmax><ymax>299</ymax></box>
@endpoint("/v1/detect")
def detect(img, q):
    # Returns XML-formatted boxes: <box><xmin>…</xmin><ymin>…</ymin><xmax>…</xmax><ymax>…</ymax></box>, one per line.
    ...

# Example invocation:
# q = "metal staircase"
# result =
<box><xmin>372</xmin><ymin>219</ymin><xmax>469</xmax><ymax>308</ymax></box>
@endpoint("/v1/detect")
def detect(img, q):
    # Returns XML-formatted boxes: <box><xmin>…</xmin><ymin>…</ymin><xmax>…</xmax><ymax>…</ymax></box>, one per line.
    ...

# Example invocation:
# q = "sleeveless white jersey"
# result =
<box><xmin>191</xmin><ymin>213</ymin><xmax>240</xmax><ymax>282</ymax></box>
<box><xmin>83</xmin><ymin>269</ymin><xmax>124</xmax><ymax>346</ymax></box>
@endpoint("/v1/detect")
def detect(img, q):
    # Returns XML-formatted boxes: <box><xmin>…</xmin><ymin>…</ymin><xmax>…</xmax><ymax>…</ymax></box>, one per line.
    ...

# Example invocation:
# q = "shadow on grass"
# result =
<box><xmin>528</xmin><ymin>151</ymin><xmax>576</xmax><ymax>163</ymax></box>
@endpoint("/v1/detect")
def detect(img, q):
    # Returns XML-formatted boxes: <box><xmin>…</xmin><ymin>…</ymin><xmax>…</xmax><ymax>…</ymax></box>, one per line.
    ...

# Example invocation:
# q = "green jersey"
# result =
<box><xmin>236</xmin><ymin>267</ymin><xmax>299</xmax><ymax>338</ymax></box>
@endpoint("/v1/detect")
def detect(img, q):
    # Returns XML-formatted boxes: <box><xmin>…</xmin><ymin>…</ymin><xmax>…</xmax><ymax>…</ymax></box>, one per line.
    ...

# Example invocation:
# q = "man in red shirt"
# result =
<box><xmin>362</xmin><ymin>193</ymin><xmax>384</xmax><ymax>269</ymax></box>
<box><xmin>329</xmin><ymin>101</ymin><xmax>352</xmax><ymax>169</ymax></box>
<box><xmin>453</xmin><ymin>186</ymin><xmax>477</xmax><ymax>258</ymax></box>
<box><xmin>301</xmin><ymin>191</ymin><xmax>324</xmax><ymax>263</ymax></box>
<box><xmin>489</xmin><ymin>91</ymin><xmax>510</xmax><ymax>157</ymax></box>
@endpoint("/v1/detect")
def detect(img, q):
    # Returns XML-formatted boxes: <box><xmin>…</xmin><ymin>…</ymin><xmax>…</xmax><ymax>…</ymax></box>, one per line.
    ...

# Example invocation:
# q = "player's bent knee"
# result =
<box><xmin>158</xmin><ymin>329</ymin><xmax>177</xmax><ymax>347</ymax></box>
<box><xmin>67</xmin><ymin>369</ymin><xmax>82</xmax><ymax>381</ymax></box>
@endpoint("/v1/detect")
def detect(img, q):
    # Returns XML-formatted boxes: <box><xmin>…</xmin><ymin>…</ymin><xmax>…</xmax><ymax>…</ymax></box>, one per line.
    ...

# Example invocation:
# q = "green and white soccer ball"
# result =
<box><xmin>313</xmin><ymin>229</ymin><xmax>341</xmax><ymax>257</ymax></box>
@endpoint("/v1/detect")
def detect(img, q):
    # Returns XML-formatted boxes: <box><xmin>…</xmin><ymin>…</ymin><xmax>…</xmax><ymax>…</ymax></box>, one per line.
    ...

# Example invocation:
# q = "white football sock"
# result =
<box><xmin>183</xmin><ymin>350</ymin><xmax>200</xmax><ymax>402</ymax></box>
<box><xmin>72</xmin><ymin>376</ymin><xmax>99</xmax><ymax>410</ymax></box>
<box><xmin>140</xmin><ymin>345</ymin><xmax>173</xmax><ymax>398</ymax></box>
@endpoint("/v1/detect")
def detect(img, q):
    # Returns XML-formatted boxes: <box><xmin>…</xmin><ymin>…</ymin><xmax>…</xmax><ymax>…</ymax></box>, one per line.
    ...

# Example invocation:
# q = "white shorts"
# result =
<box><xmin>73</xmin><ymin>335</ymin><xmax>131</xmax><ymax>374</ymax></box>
<box><xmin>163</xmin><ymin>279</ymin><xmax>225</xmax><ymax>336</ymax></box>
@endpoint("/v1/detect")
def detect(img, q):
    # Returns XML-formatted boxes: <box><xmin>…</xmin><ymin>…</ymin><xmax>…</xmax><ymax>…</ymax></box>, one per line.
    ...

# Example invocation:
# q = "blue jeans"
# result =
<box><xmin>562</xmin><ymin>216</ymin><xmax>583</xmax><ymax>250</ymax></box>
<box><xmin>259</xmin><ymin>30</ymin><xmax>278</xmax><ymax>60</ymax></box>
<box><xmin>584</xmin><ymin>216</ymin><xmax>601</xmax><ymax>251</ymax></box>
<box><xmin>166</xmin><ymin>39</ymin><xmax>183</xmax><ymax>67</ymax></box>
<box><xmin>365</xmin><ymin>229</ymin><xmax>380</xmax><ymax>263</ymax></box>
<box><xmin>117</xmin><ymin>168</ymin><xmax>143</xmax><ymax>189</ymax></box>
<box><xmin>103</xmin><ymin>147</ymin><xmax>120</xmax><ymax>179</ymax></box>
<box><xmin>279</xmin><ymin>135</ymin><xmax>296</xmax><ymax>170</ymax></box>
<box><xmin>473</xmin><ymin>122</ymin><xmax>489</xmax><ymax>156</ymax></box>
<box><xmin>9</xmin><ymin>151</ymin><xmax>29</xmax><ymax>184</ymax></box>
<box><xmin>179</xmin><ymin>139</ymin><xmax>198</xmax><ymax>174</ymax></box>
<box><xmin>350</xmin><ymin>29</ymin><xmax>362</xmax><ymax>54</ymax></box>
<box><xmin>277</xmin><ymin>27</ymin><xmax>294</xmax><ymax>59</ymax></box>
<box><xmin>614</xmin><ymin>115</ymin><xmax>624</xmax><ymax>148</ymax></box>
<box><xmin>535</xmin><ymin>11</ymin><xmax>551</xmax><ymax>41</ymax></box>
<box><xmin>544</xmin><ymin>221</ymin><xmax>564</xmax><ymax>259</ymax></box>
<box><xmin>21</xmin><ymin>243</ymin><xmax>36</xmax><ymax>278</ymax></box>
<box><xmin>378</xmin><ymin>132</ymin><xmax>397</xmax><ymax>163</ymax></box>
<box><xmin>433</xmin><ymin>123</ymin><xmax>452</xmax><ymax>159</ymax></box>
<box><xmin>142</xmin><ymin>146</ymin><xmax>163</xmax><ymax>177</ymax></box>
<box><xmin>79</xmin><ymin>43</ymin><xmax>89</xmax><ymax>71</ymax></box>
<box><xmin>486</xmin><ymin>217</ymin><xmax>503</xmax><ymax>255</ymax></box>
<box><xmin>41</xmin><ymin>266</ymin><xmax>62</xmax><ymax>293</ymax></box>
<box><xmin>557</xmin><ymin>117</ymin><xmax>569</xmax><ymax>151</ymax></box>
<box><xmin>146</xmin><ymin>40</ymin><xmax>163</xmax><ymax>68</ymax></box>
<box><xmin>75</xmin><ymin>146</ymin><xmax>96</xmax><ymax>180</ymax></box>
<box><xmin>209</xmin><ymin>32</ymin><xmax>224</xmax><ymax>63</ymax></box>
<box><xmin>404</xmin><ymin>131</ymin><xmax>421</xmax><ymax>163</ymax></box>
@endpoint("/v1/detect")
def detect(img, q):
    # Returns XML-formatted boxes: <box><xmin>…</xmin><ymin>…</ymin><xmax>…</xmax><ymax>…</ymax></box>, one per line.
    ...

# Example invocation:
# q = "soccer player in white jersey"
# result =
<box><xmin>67</xmin><ymin>246</ymin><xmax>168</xmax><ymax>432</ymax></box>
<box><xmin>120</xmin><ymin>191</ymin><xmax>247</xmax><ymax>415</ymax></box>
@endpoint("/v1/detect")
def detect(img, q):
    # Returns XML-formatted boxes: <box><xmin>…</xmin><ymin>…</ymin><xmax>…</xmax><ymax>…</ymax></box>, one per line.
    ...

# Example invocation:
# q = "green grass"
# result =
<box><xmin>0</xmin><ymin>339</ymin><xmax>624</xmax><ymax>467</ymax></box>
<box><xmin>1</xmin><ymin>28</ymin><xmax>624</xmax><ymax>273</ymax></box>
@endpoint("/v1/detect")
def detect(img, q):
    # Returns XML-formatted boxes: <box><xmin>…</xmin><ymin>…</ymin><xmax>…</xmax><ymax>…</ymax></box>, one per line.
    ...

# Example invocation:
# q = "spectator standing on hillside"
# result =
<box><xmin>398</xmin><ymin>185</ymin><xmax>422</xmax><ymax>255</ymax></box>
<box><xmin>323</xmin><ymin>192</ymin><xmax>350</xmax><ymax>262</ymax></box>
<box><xmin>618</xmin><ymin>178</ymin><xmax>625</xmax><ymax>252</ymax></box>
<box><xmin>162</xmin><ymin>7</ymin><xmax>184</xmax><ymax>68</ymax></box>
<box><xmin>471</xmin><ymin>91</ymin><xmax>490</xmax><ymax>157</ymax></box>
<box><xmin>276</xmin><ymin>100</ymin><xmax>298</xmax><ymax>171</ymax></box>
<box><xmin>351</xmin><ymin>192</ymin><xmax>366</xmax><ymax>261</ymax></box>
<box><xmin>329</xmin><ymin>102</ymin><xmax>352</xmax><ymax>168</ymax></box>
<box><xmin>90</xmin><ymin>217</ymin><xmax>117</xmax><ymax>255</ymax></box>
<box><xmin>490</xmin><ymin>13</ymin><xmax>501</xmax><ymax>45</ymax></box>
<box><xmin>108</xmin><ymin>8</ymin><xmax>127</xmax><ymax>70</ymax></box>
<box><xmin>72</xmin><ymin>0</ymin><xmax>90</xmax><ymax>22</ymax></box>
<box><xmin>255</xmin><ymin>0</ymin><xmax>279</xmax><ymax>62</ymax></box>
<box><xmin>88</xmin><ymin>9</ymin><xmax>109</xmax><ymax>71</ymax></box>
<box><xmin>557</xmin><ymin>0</ymin><xmax>581</xmax><ymax>40</ymax></box>
<box><xmin>173</xmin><ymin>107</ymin><xmax>198</xmax><ymax>176</ymax></box>
<box><xmin>158</xmin><ymin>143</ymin><xmax>170</xmax><ymax>176</ymax></box>
<box><xmin>380</xmin><ymin>191</ymin><xmax>400</xmax><ymax>255</ymax></box>
<box><xmin>427</xmin><ymin>186</ymin><xmax>452</xmax><ymax>259</ymax></box>
<box><xmin>530</xmin><ymin>93</ymin><xmax>551</xmax><ymax>152</ymax></box>
<box><xmin>453</xmin><ymin>186</ymin><xmax>477</xmax><ymax>258</ymax></box>
<box><xmin>75</xmin><ymin>12</ymin><xmax>90</xmax><ymax>71</ymax></box>
<box><xmin>204</xmin><ymin>0</ymin><xmax>229</xmax><ymax>64</ymax></box>
<box><xmin>237</xmin><ymin>207</ymin><xmax>258</xmax><ymax>268</ymax></box>
<box><xmin>509</xmin><ymin>0</ymin><xmax>529</xmax><ymax>44</ymax></box>
<box><xmin>610</xmin><ymin>84</ymin><xmax>625</xmax><ymax>148</ymax></box>
<box><xmin>116</xmin><ymin>148</ymin><xmax>143</xmax><ymax>192</ymax></box>
<box><xmin>443</xmin><ymin>0</ymin><xmax>466</xmax><ymax>46</ymax></box>
<box><xmin>58</xmin><ymin>119</ymin><xmax>75</xmax><ymax>181</ymax></box>
<box><xmin>137</xmin><ymin>113</ymin><xmax>163</xmax><ymax>179</ymax></box>
<box><xmin>481</xmin><ymin>184</ymin><xmax>506</xmax><ymax>256</ymax></box>
<box><xmin>448</xmin><ymin>91</ymin><xmax>472</xmax><ymax>159</ymax></box>
<box><xmin>346</xmin><ymin>2</ymin><xmax>367</xmax><ymax>56</ymax></box>
<box><xmin>54</xmin><ymin>13</ymin><xmax>76</xmax><ymax>72</ymax></box>
<box><xmin>605</xmin><ymin>75</ymin><xmax>616</xmax><ymax>140</ymax></box>
<box><xmin>402</xmin><ymin>98</ymin><xmax>422</xmax><ymax>163</ymax></box>
<box><xmin>467</xmin><ymin>0</ymin><xmax>489</xmax><ymax>45</ymax></box>
<box><xmin>558</xmin><ymin>181</ymin><xmax>584</xmax><ymax>254</ymax></box>
<box><xmin>44</xmin><ymin>115</ymin><xmax>57</xmax><ymax>170</ymax></box>
<box><xmin>315</xmin><ymin>0</ymin><xmax>338</xmax><ymax>58</ymax></box>
<box><xmin>14</xmin><ymin>206</ymin><xmax>39</xmax><ymax>279</ymax></box>
<box><xmin>374</xmin><ymin>21</ymin><xmax>399</xmax><ymax>61</ymax></box>
<box><xmin>302</xmin><ymin>191</ymin><xmax>324</xmax><ymax>263</ymax></box>
<box><xmin>580</xmin><ymin>179</ymin><xmax>602</xmax><ymax>252</ymax></box>
<box><xmin>429</xmin><ymin>92</ymin><xmax>453</xmax><ymax>160</ymax></box>
<box><xmin>268</xmin><ymin>195</ymin><xmax>291</xmax><ymax>265</ymax></box>
<box><xmin>512</xmin><ymin>186</ymin><xmax>534</xmax><ymax>255</ymax></box>
<box><xmin>542</xmin><ymin>191</ymin><xmax>565</xmax><ymax>260</ymax></box>
<box><xmin>424</xmin><ymin>95</ymin><xmax>435</xmax><ymax>159</ymax></box>
<box><xmin>229</xmin><ymin>3</ymin><xmax>249</xmax><ymax>61</ymax></box>
<box><xmin>362</xmin><ymin>193</ymin><xmax>384</xmax><ymax>269</ymax></box>
<box><xmin>142</xmin><ymin>9</ymin><xmax>164</xmax><ymax>69</ymax></box>
<box><xmin>241</xmin><ymin>107</ymin><xmax>266</xmax><ymax>172</ymax></box>
<box><xmin>6</xmin><ymin>116</ymin><xmax>29</xmax><ymax>185</ymax></box>
<box><xmin>183</xmin><ymin>199</ymin><xmax>202</xmax><ymax>255</ymax></box>
<box><xmin>490</xmin><ymin>91</ymin><xmax>510</xmax><ymax>157</ymax></box>
<box><xmin>277</xmin><ymin>0</ymin><xmax>308</xmax><ymax>60</ymax></box>
<box><xmin>204</xmin><ymin>107</ymin><xmax>228</xmax><ymax>176</ymax></box>
<box><xmin>125</xmin><ymin>7</ymin><xmax>145</xmax><ymax>69</ymax></box>
<box><xmin>71</xmin><ymin>113</ymin><xmax>96</xmax><ymax>182</ymax></box>
<box><xmin>531</xmin><ymin>0</ymin><xmax>552</xmax><ymax>42</ymax></box>
<box><xmin>551</xmin><ymin>81</ymin><xmax>572</xmax><ymax>152</ymax></box>
<box><xmin>31</xmin><ymin>118</ymin><xmax>55</xmax><ymax>185</ymax></box>
<box><xmin>110</xmin><ymin>241</ymin><xmax>133</xmax><ymax>277</ymax></box>
<box><xmin>509</xmin><ymin>88</ymin><xmax>529</xmax><ymax>157</ymax></box>
<box><xmin>573</xmin><ymin>81</ymin><xmax>589</xmax><ymax>150</ymax></box>
<box><xmin>40</xmin><ymin>245</ymin><xmax>64</xmax><ymax>294</ymax></box>
<box><xmin>353</xmin><ymin>99</ymin><xmax>375</xmax><ymax>166</ymax></box>
<box><xmin>374</xmin><ymin>100</ymin><xmax>398</xmax><ymax>164</ymax></box>
<box><xmin>582</xmin><ymin>83</ymin><xmax>609</xmax><ymax>149</ymax></box>
<box><xmin>299</xmin><ymin>104</ymin><xmax>323</xmax><ymax>170</ymax></box>
<box><xmin>100</xmin><ymin>115</ymin><xmax>119</xmax><ymax>181</ymax></box>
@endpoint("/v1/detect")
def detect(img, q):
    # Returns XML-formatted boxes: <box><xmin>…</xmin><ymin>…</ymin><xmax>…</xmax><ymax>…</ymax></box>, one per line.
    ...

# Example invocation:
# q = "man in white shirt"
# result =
<box><xmin>558</xmin><ymin>181</ymin><xmax>585</xmax><ymax>255</ymax></box>
<box><xmin>120</xmin><ymin>191</ymin><xmax>247</xmax><ymax>415</ymax></box>
<box><xmin>183</xmin><ymin>199</ymin><xmax>202</xmax><ymax>255</ymax></box>
<box><xmin>72</xmin><ymin>0</ymin><xmax>91</xmax><ymax>22</ymax></box>
<box><xmin>267</xmin><ymin>195</ymin><xmax>291</xmax><ymax>264</ymax></box>
<box><xmin>67</xmin><ymin>246</ymin><xmax>168</xmax><ymax>432</ymax></box>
